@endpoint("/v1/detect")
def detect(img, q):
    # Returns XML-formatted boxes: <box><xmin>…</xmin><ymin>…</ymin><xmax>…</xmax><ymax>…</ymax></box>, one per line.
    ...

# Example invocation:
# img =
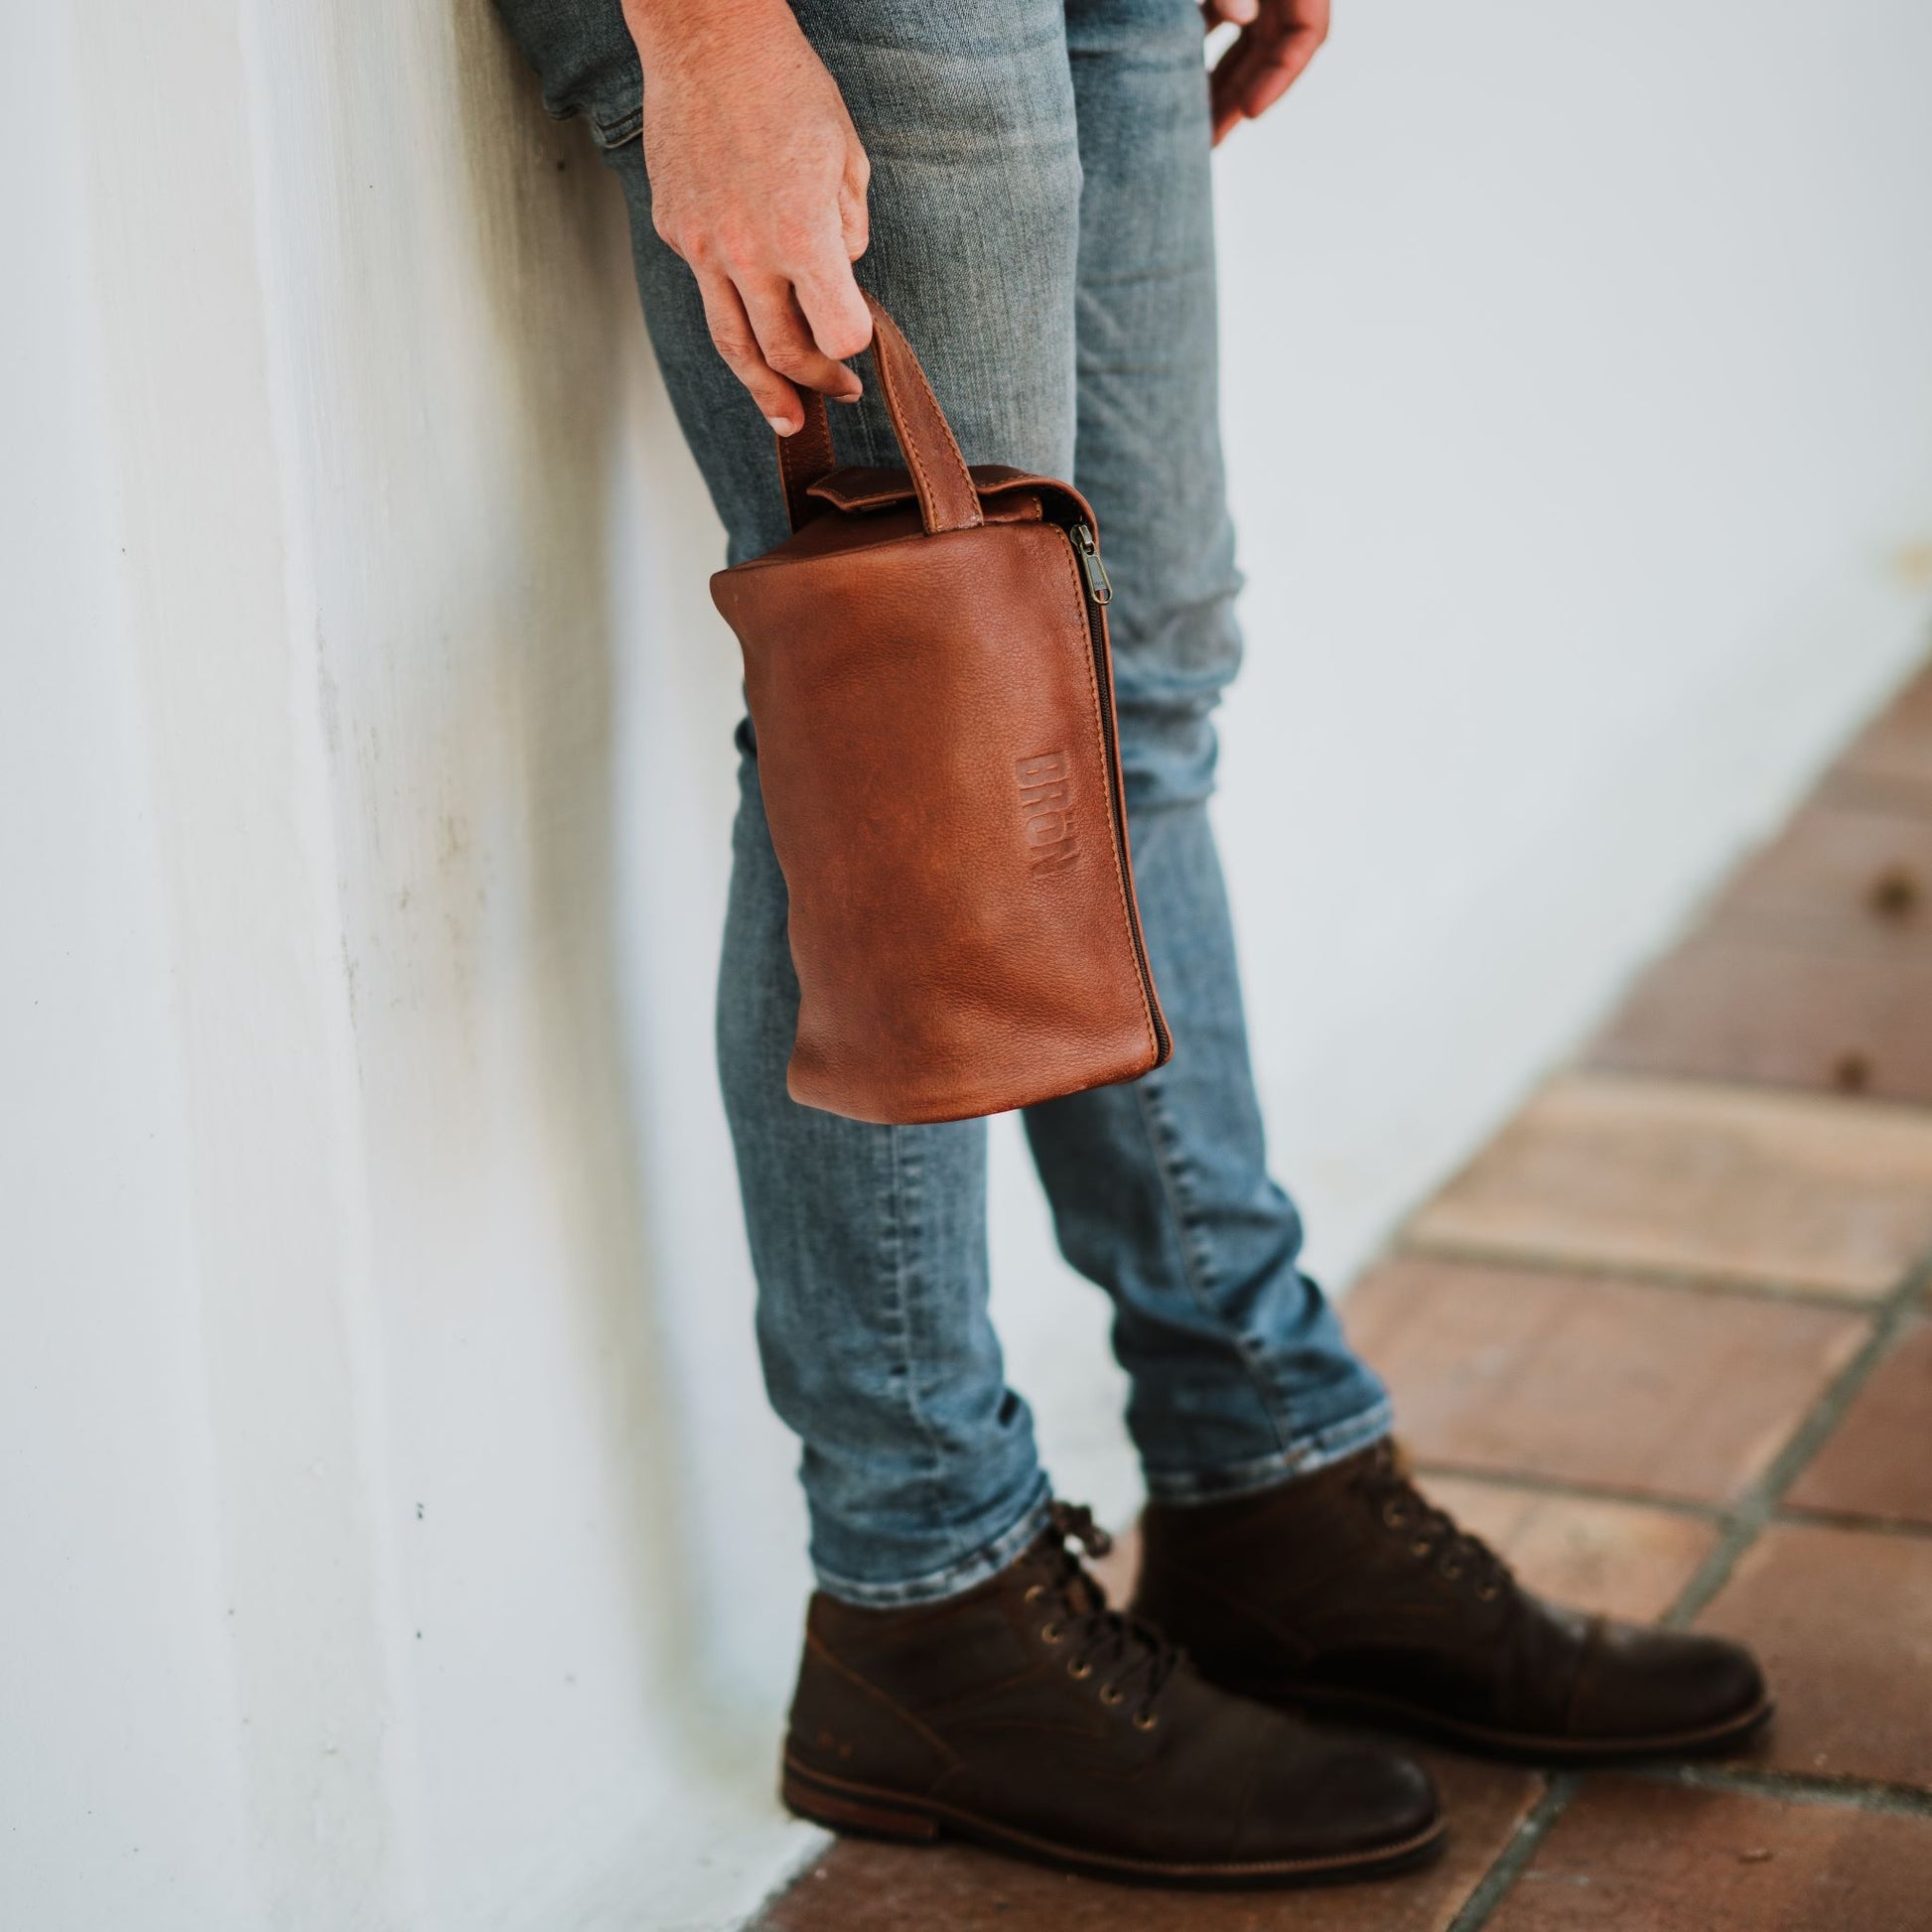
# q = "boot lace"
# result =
<box><xmin>1023</xmin><ymin>1501</ymin><xmax>1183</xmax><ymax>1728</ymax></box>
<box><xmin>1356</xmin><ymin>1445</ymin><xmax>1515</xmax><ymax>1603</ymax></box>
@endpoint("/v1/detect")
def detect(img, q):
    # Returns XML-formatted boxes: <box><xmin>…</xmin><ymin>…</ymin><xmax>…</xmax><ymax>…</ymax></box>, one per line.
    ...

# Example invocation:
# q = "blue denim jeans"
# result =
<box><xmin>496</xmin><ymin>0</ymin><xmax>1391</xmax><ymax>1604</ymax></box>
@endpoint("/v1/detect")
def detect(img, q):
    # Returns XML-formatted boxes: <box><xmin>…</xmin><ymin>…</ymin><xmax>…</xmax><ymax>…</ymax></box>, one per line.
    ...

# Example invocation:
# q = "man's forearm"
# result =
<box><xmin>618</xmin><ymin>0</ymin><xmax>873</xmax><ymax>432</ymax></box>
<box><xmin>620</xmin><ymin>0</ymin><xmax>797</xmax><ymax>75</ymax></box>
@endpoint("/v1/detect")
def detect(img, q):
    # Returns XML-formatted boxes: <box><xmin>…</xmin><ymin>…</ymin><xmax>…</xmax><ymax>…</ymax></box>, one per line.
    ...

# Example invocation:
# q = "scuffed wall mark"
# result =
<box><xmin>436</xmin><ymin>812</ymin><xmax>470</xmax><ymax>868</ymax></box>
<box><xmin>340</xmin><ymin>932</ymin><xmax>361</xmax><ymax>1039</ymax></box>
<box><xmin>317</xmin><ymin>643</ymin><xmax>343</xmax><ymax>761</ymax></box>
<box><xmin>355</xmin><ymin>721</ymin><xmax>384</xmax><ymax>866</ymax></box>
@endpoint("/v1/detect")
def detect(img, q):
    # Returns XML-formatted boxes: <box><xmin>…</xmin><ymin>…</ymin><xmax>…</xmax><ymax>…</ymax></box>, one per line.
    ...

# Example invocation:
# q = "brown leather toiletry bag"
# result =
<box><xmin>709</xmin><ymin>295</ymin><xmax>1171</xmax><ymax>1124</ymax></box>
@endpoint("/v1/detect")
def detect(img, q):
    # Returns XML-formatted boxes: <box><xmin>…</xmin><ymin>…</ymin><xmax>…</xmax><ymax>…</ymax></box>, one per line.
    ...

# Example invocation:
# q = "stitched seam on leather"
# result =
<box><xmin>1051</xmin><ymin>535</ymin><xmax>1159</xmax><ymax>1065</ymax></box>
<box><xmin>810</xmin><ymin>470</ymin><xmax>1049</xmax><ymax>513</ymax></box>
<box><xmin>801</xmin><ymin>1629</ymin><xmax>965</xmax><ymax>1770</ymax></box>
<box><xmin>896</xmin><ymin>345</ymin><xmax>978</xmax><ymax>519</ymax></box>
<box><xmin>878</xmin><ymin>321</ymin><xmax>979</xmax><ymax>530</ymax></box>
<box><xmin>874</xmin><ymin>333</ymin><xmax>946</xmax><ymax>531</ymax></box>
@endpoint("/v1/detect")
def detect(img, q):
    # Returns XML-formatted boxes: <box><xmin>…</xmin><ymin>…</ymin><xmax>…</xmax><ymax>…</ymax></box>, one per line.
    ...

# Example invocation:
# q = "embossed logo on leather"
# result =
<box><xmin>1016</xmin><ymin>753</ymin><xmax>1079</xmax><ymax>873</ymax></box>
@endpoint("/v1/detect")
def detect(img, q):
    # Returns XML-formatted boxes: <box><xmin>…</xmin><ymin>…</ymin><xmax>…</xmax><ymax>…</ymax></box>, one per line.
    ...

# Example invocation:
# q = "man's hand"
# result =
<box><xmin>1201</xmin><ymin>0</ymin><xmax>1331</xmax><ymax>146</ymax></box>
<box><xmin>625</xmin><ymin>0</ymin><xmax>872</xmax><ymax>434</ymax></box>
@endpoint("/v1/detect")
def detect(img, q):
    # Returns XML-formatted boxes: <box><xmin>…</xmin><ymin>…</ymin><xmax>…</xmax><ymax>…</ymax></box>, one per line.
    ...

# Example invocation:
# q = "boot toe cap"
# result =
<box><xmin>1569</xmin><ymin>1621</ymin><xmax>1769</xmax><ymax>1745</ymax></box>
<box><xmin>1236</xmin><ymin>1731</ymin><xmax>1443</xmax><ymax>1864</ymax></box>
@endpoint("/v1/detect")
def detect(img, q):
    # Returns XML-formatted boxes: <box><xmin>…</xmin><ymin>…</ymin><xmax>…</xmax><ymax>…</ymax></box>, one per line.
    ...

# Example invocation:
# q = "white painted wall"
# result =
<box><xmin>3</xmin><ymin>1</ymin><xmax>1929</xmax><ymax>1928</ymax></box>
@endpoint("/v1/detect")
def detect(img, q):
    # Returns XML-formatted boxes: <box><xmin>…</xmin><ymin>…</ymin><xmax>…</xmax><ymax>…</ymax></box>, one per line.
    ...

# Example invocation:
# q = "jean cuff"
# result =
<box><xmin>810</xmin><ymin>1476</ymin><xmax>1055</xmax><ymax>1609</ymax></box>
<box><xmin>1141</xmin><ymin>1398</ymin><xmax>1394</xmax><ymax>1506</ymax></box>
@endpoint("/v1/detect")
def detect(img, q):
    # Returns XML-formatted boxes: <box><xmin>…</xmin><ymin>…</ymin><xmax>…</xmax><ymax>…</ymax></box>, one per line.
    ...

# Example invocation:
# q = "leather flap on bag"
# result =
<box><xmin>807</xmin><ymin>463</ymin><xmax>1053</xmax><ymax>520</ymax></box>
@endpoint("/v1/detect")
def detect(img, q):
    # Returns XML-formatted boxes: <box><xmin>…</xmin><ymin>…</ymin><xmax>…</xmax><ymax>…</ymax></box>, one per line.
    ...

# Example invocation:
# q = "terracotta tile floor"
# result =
<box><xmin>1785</xmin><ymin>1316</ymin><xmax>1932</xmax><ymax>1527</ymax></box>
<box><xmin>1704</xmin><ymin>801</ymin><xmax>1932</xmax><ymax>947</ymax></box>
<box><xmin>1342</xmin><ymin>1257</ymin><xmax>1863</xmax><ymax>1502</ymax></box>
<box><xmin>1484</xmin><ymin>1778</ymin><xmax>1932</xmax><ymax>1932</ymax></box>
<box><xmin>752</xmin><ymin>655</ymin><xmax>1932</xmax><ymax>1929</ymax></box>
<box><xmin>1405</xmin><ymin>1072</ymin><xmax>1932</xmax><ymax>1298</ymax></box>
<box><xmin>1588</xmin><ymin>933</ymin><xmax>1932</xmax><ymax>1102</ymax></box>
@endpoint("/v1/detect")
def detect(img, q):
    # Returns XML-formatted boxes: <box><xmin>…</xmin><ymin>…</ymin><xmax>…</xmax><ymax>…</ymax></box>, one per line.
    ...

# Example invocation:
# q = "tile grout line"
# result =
<box><xmin>1664</xmin><ymin>1238</ymin><xmax>1932</xmax><ymax>1628</ymax></box>
<box><xmin>1636</xmin><ymin>1761</ymin><xmax>1932</xmax><ymax>1821</ymax></box>
<box><xmin>1443</xmin><ymin>1775</ymin><xmax>1578</xmax><ymax>1932</ymax></box>
<box><xmin>1410</xmin><ymin>1461</ymin><xmax>1729</xmax><ymax>1520</ymax></box>
<box><xmin>1540</xmin><ymin>1059</ymin><xmax>1932</xmax><ymax>1122</ymax></box>
<box><xmin>1771</xmin><ymin>1503</ymin><xmax>1932</xmax><ymax>1540</ymax></box>
<box><xmin>1394</xmin><ymin>1233</ymin><xmax>1896</xmax><ymax>1311</ymax></box>
<box><xmin>1412</xmin><ymin>1464</ymin><xmax>1932</xmax><ymax>1538</ymax></box>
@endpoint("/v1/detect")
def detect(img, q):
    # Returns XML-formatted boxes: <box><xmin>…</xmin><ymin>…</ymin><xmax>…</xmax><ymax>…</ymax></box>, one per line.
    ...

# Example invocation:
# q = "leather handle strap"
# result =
<box><xmin>777</xmin><ymin>393</ymin><xmax>837</xmax><ymax>534</ymax></box>
<box><xmin>777</xmin><ymin>292</ymin><xmax>985</xmax><ymax>537</ymax></box>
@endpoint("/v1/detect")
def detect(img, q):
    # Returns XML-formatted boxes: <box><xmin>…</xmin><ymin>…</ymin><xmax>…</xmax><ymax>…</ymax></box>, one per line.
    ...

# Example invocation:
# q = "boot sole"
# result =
<box><xmin>1254</xmin><ymin>1683</ymin><xmax>1777</xmax><ymax>1766</ymax></box>
<box><xmin>781</xmin><ymin>1754</ymin><xmax>1448</xmax><ymax>1890</ymax></box>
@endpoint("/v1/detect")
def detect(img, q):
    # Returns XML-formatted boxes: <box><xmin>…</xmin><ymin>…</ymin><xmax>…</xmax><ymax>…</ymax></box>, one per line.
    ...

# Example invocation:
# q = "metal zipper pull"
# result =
<box><xmin>1071</xmin><ymin>522</ymin><xmax>1113</xmax><ymax>606</ymax></box>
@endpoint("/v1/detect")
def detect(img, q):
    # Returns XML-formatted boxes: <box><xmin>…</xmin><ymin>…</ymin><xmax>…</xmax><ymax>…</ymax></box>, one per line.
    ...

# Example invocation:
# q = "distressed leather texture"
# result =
<box><xmin>1133</xmin><ymin>1444</ymin><xmax>1771</xmax><ymax>1761</ymax></box>
<box><xmin>710</xmin><ymin>297</ymin><xmax>1171</xmax><ymax>1124</ymax></box>
<box><xmin>781</xmin><ymin>1519</ymin><xmax>1443</xmax><ymax>1879</ymax></box>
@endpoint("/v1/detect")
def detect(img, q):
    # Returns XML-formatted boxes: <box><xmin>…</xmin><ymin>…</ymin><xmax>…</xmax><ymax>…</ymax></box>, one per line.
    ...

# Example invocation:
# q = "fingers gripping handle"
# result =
<box><xmin>777</xmin><ymin>293</ymin><xmax>985</xmax><ymax>537</ymax></box>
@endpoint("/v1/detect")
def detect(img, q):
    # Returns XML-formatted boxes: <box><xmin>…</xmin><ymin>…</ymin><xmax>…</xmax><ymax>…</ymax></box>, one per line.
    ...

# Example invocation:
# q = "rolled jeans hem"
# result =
<box><xmin>810</xmin><ymin>1479</ymin><xmax>1055</xmax><ymax>1609</ymax></box>
<box><xmin>1141</xmin><ymin>1399</ymin><xmax>1395</xmax><ymax>1506</ymax></box>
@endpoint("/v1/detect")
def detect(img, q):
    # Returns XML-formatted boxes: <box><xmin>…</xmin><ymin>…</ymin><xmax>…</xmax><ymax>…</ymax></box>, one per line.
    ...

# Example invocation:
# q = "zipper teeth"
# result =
<box><xmin>1065</xmin><ymin>524</ymin><xmax>1171</xmax><ymax>1060</ymax></box>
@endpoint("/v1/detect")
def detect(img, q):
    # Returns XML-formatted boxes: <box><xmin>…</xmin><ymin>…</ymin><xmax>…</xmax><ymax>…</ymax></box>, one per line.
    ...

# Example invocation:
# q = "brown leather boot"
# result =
<box><xmin>781</xmin><ymin>1502</ymin><xmax>1445</xmax><ymax>1887</ymax></box>
<box><xmin>1134</xmin><ymin>1445</ymin><xmax>1772</xmax><ymax>1764</ymax></box>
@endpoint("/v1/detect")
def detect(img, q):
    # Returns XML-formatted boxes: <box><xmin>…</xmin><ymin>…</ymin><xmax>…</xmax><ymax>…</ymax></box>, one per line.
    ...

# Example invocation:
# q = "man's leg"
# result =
<box><xmin>600</xmin><ymin>0</ymin><xmax>1090</xmax><ymax>1604</ymax></box>
<box><xmin>498</xmin><ymin>0</ymin><xmax>1760</xmax><ymax>1800</ymax></box>
<box><xmin>1035</xmin><ymin>3</ymin><xmax>1766</xmax><ymax>1764</ymax></box>
<box><xmin>530</xmin><ymin>1</ymin><xmax>1444</xmax><ymax>1880</ymax></box>
<box><xmin>1021</xmin><ymin>0</ymin><xmax>1392</xmax><ymax>1500</ymax></box>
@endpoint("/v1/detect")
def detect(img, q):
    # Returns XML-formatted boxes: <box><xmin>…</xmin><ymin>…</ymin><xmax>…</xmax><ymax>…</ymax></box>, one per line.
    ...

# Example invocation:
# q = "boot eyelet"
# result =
<box><xmin>1022</xmin><ymin>1585</ymin><xmax>1046</xmax><ymax>1604</ymax></box>
<box><xmin>1475</xmin><ymin>1582</ymin><xmax>1500</xmax><ymax>1602</ymax></box>
<box><xmin>1410</xmin><ymin>1538</ymin><xmax>1433</xmax><ymax>1559</ymax></box>
<box><xmin>1039</xmin><ymin>1621</ymin><xmax>1064</xmax><ymax>1645</ymax></box>
<box><xmin>1133</xmin><ymin>1712</ymin><xmax>1160</xmax><ymax>1731</ymax></box>
<box><xmin>1099</xmin><ymin>1685</ymin><xmax>1124</xmax><ymax>1706</ymax></box>
<box><xmin>1441</xmin><ymin>1561</ymin><xmax>1462</xmax><ymax>1582</ymax></box>
<box><xmin>1382</xmin><ymin>1503</ymin><xmax>1408</xmax><ymax>1531</ymax></box>
<box><xmin>1067</xmin><ymin>1659</ymin><xmax>1092</xmax><ymax>1680</ymax></box>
